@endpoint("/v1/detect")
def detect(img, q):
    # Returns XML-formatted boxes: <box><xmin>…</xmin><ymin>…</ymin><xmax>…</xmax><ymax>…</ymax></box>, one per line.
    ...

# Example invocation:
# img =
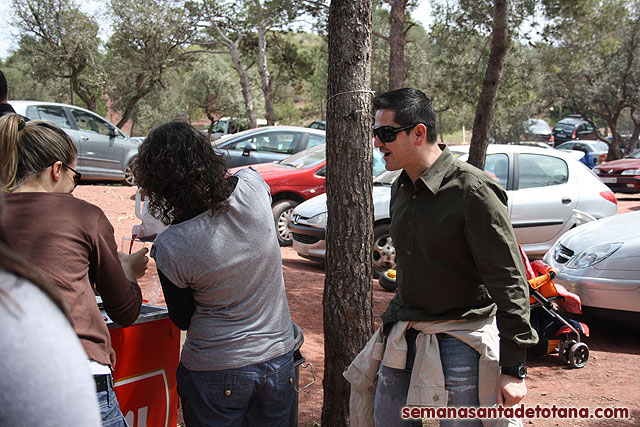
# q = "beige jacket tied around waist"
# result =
<box><xmin>343</xmin><ymin>317</ymin><xmax>522</xmax><ymax>427</ymax></box>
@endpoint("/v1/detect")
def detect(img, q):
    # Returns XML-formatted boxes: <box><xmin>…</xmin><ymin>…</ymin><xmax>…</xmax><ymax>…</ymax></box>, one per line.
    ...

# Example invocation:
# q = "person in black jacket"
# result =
<box><xmin>0</xmin><ymin>70</ymin><xmax>17</xmax><ymax>119</ymax></box>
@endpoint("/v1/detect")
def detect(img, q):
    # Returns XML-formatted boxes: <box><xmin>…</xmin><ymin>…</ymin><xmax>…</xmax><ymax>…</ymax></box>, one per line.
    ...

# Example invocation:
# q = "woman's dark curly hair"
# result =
<box><xmin>132</xmin><ymin>121</ymin><xmax>233</xmax><ymax>225</ymax></box>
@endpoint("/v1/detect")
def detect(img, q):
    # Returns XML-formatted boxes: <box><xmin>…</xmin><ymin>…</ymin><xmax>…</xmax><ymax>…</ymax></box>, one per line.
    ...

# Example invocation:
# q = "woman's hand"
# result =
<box><xmin>118</xmin><ymin>247</ymin><xmax>149</xmax><ymax>282</ymax></box>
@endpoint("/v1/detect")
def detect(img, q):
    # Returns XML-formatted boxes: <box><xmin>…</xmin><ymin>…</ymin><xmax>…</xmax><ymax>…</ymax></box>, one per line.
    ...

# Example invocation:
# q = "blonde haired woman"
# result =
<box><xmin>0</xmin><ymin>113</ymin><xmax>147</xmax><ymax>426</ymax></box>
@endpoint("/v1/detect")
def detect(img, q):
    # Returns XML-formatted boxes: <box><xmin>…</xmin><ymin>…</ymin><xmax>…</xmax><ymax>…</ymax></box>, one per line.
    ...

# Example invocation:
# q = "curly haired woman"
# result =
<box><xmin>134</xmin><ymin>121</ymin><xmax>295</xmax><ymax>426</ymax></box>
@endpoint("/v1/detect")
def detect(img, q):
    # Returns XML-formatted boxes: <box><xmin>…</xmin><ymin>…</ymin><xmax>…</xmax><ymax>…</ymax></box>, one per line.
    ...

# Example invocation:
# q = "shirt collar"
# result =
<box><xmin>398</xmin><ymin>144</ymin><xmax>454</xmax><ymax>195</ymax></box>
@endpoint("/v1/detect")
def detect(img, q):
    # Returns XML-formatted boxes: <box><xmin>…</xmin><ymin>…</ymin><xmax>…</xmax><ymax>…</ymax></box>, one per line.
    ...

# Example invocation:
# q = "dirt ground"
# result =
<box><xmin>75</xmin><ymin>185</ymin><xmax>640</xmax><ymax>426</ymax></box>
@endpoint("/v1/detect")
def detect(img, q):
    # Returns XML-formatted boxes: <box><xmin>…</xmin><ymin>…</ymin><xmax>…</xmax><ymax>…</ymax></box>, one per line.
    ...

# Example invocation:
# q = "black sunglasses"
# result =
<box><xmin>47</xmin><ymin>161</ymin><xmax>82</xmax><ymax>187</ymax></box>
<box><xmin>372</xmin><ymin>123</ymin><xmax>422</xmax><ymax>143</ymax></box>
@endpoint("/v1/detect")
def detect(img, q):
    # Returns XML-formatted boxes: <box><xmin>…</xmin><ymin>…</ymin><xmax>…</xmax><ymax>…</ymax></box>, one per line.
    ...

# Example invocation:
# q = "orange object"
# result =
<box><xmin>109</xmin><ymin>317</ymin><xmax>180</xmax><ymax>427</ymax></box>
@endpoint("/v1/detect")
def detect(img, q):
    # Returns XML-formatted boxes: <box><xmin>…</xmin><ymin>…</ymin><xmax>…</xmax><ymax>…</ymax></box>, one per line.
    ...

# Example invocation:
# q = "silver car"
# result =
<box><xmin>10</xmin><ymin>100</ymin><xmax>140</xmax><ymax>185</ymax></box>
<box><xmin>543</xmin><ymin>211</ymin><xmax>640</xmax><ymax>323</ymax></box>
<box><xmin>556</xmin><ymin>140</ymin><xmax>609</xmax><ymax>166</ymax></box>
<box><xmin>290</xmin><ymin>144</ymin><xmax>619</xmax><ymax>275</ymax></box>
<box><xmin>214</xmin><ymin>126</ymin><xmax>326</xmax><ymax>168</ymax></box>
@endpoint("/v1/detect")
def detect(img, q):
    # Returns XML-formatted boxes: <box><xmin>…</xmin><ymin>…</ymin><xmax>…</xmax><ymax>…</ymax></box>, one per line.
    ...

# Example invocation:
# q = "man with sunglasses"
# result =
<box><xmin>362</xmin><ymin>88</ymin><xmax>537</xmax><ymax>426</ymax></box>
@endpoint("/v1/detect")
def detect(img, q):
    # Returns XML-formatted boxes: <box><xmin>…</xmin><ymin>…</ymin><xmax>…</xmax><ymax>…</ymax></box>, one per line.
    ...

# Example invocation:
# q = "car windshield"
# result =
<box><xmin>374</xmin><ymin>169</ymin><xmax>401</xmax><ymax>185</ymax></box>
<box><xmin>279</xmin><ymin>144</ymin><xmax>326</xmax><ymax>168</ymax></box>
<box><xmin>628</xmin><ymin>149</ymin><xmax>640</xmax><ymax>159</ymax></box>
<box><xmin>591</xmin><ymin>141</ymin><xmax>609</xmax><ymax>151</ymax></box>
<box><xmin>525</xmin><ymin>120</ymin><xmax>551</xmax><ymax>133</ymax></box>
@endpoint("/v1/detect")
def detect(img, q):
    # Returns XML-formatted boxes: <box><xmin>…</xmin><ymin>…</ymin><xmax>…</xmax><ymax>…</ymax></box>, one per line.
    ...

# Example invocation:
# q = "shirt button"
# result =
<box><xmin>411</xmin><ymin>195</ymin><xmax>417</xmax><ymax>199</ymax></box>
<box><xmin>407</xmin><ymin>250</ymin><xmax>412</xmax><ymax>255</ymax></box>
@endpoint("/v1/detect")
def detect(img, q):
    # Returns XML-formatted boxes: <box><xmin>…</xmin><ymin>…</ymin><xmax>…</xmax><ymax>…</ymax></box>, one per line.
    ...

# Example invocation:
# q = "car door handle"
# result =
<box><xmin>562</xmin><ymin>197</ymin><xmax>572</xmax><ymax>204</ymax></box>
<box><xmin>80</xmin><ymin>136</ymin><xmax>89</xmax><ymax>141</ymax></box>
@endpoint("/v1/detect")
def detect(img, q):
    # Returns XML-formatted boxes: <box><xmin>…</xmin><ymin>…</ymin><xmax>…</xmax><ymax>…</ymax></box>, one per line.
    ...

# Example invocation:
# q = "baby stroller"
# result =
<box><xmin>519</xmin><ymin>246</ymin><xmax>590</xmax><ymax>368</ymax></box>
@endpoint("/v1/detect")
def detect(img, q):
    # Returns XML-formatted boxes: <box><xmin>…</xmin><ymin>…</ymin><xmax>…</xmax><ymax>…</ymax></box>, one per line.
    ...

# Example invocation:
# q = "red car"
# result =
<box><xmin>229</xmin><ymin>144</ymin><xmax>386</xmax><ymax>245</ymax></box>
<box><xmin>594</xmin><ymin>149</ymin><xmax>640</xmax><ymax>194</ymax></box>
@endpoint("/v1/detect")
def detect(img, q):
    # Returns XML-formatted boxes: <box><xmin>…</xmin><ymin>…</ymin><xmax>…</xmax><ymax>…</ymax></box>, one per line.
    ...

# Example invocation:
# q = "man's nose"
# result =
<box><xmin>373</xmin><ymin>135</ymin><xmax>383</xmax><ymax>148</ymax></box>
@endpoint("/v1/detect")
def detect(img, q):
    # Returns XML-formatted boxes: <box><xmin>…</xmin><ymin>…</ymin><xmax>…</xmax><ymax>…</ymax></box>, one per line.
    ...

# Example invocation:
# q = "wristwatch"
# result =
<box><xmin>501</xmin><ymin>363</ymin><xmax>527</xmax><ymax>379</ymax></box>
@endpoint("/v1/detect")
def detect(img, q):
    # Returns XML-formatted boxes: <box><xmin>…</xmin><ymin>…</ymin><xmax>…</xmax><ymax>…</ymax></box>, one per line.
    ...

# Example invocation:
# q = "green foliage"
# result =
<box><xmin>540</xmin><ymin>0</ymin><xmax>640</xmax><ymax>156</ymax></box>
<box><xmin>105</xmin><ymin>0</ymin><xmax>199</xmax><ymax>126</ymax></box>
<box><xmin>11</xmin><ymin>0</ymin><xmax>104</xmax><ymax>109</ymax></box>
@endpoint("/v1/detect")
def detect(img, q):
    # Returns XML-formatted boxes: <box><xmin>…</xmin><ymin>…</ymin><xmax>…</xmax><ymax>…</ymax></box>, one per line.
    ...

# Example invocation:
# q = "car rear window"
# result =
<box><xmin>554</xmin><ymin>123</ymin><xmax>575</xmax><ymax>132</ymax></box>
<box><xmin>518</xmin><ymin>154</ymin><xmax>568</xmax><ymax>189</ymax></box>
<box><xmin>26</xmin><ymin>106</ymin><xmax>71</xmax><ymax>129</ymax></box>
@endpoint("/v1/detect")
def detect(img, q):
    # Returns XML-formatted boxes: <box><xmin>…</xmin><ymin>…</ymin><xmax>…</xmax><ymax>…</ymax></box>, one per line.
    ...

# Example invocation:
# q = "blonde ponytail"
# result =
<box><xmin>0</xmin><ymin>114</ymin><xmax>76</xmax><ymax>192</ymax></box>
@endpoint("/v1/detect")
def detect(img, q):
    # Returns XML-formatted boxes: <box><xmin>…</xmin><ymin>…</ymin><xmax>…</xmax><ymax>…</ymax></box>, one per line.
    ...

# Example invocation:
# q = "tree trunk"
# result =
<box><xmin>229</xmin><ymin>46</ymin><xmax>257</xmax><ymax>129</ymax></box>
<box><xmin>467</xmin><ymin>0</ymin><xmax>509</xmax><ymax>170</ymax></box>
<box><xmin>388</xmin><ymin>0</ymin><xmax>407</xmax><ymax>90</ymax></box>
<box><xmin>323</xmin><ymin>1</ymin><xmax>374</xmax><ymax>426</ymax></box>
<box><xmin>257</xmin><ymin>24</ymin><xmax>276</xmax><ymax>126</ymax></box>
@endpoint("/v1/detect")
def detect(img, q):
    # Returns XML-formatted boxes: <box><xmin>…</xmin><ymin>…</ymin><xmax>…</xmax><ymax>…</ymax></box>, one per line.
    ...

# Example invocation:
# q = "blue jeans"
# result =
<box><xmin>374</xmin><ymin>329</ymin><xmax>481</xmax><ymax>427</ymax></box>
<box><xmin>177</xmin><ymin>350</ymin><xmax>295</xmax><ymax>427</ymax></box>
<box><xmin>98</xmin><ymin>377</ymin><xmax>128</xmax><ymax>427</ymax></box>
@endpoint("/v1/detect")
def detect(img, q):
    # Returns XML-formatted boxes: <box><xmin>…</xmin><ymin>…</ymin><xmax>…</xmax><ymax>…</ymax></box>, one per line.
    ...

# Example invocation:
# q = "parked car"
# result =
<box><xmin>593</xmin><ymin>149</ymin><xmax>640</xmax><ymax>194</ymax></box>
<box><xmin>289</xmin><ymin>169</ymin><xmax>399</xmax><ymax>275</ymax></box>
<box><xmin>10</xmin><ymin>100</ymin><xmax>139</xmax><ymax>185</ymax></box>
<box><xmin>523</xmin><ymin>118</ymin><xmax>554</xmax><ymax>145</ymax></box>
<box><xmin>552</xmin><ymin>115</ymin><xmax>597</xmax><ymax>146</ymax></box>
<box><xmin>556</xmin><ymin>140</ymin><xmax>609</xmax><ymax>165</ymax></box>
<box><xmin>204</xmin><ymin>116</ymin><xmax>268</xmax><ymax>141</ymax></box>
<box><xmin>229</xmin><ymin>144</ymin><xmax>387</xmax><ymax>245</ymax></box>
<box><xmin>307</xmin><ymin>120</ymin><xmax>326</xmax><ymax>130</ymax></box>
<box><xmin>290</xmin><ymin>144</ymin><xmax>618</xmax><ymax>275</ymax></box>
<box><xmin>543</xmin><ymin>211</ymin><xmax>640</xmax><ymax>325</ymax></box>
<box><xmin>214</xmin><ymin>126</ymin><xmax>326</xmax><ymax>168</ymax></box>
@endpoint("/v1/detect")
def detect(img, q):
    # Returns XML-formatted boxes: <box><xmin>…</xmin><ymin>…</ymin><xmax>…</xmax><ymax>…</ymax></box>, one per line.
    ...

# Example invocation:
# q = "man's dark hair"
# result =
<box><xmin>373</xmin><ymin>88</ymin><xmax>437</xmax><ymax>143</ymax></box>
<box><xmin>0</xmin><ymin>70</ymin><xmax>8</xmax><ymax>101</ymax></box>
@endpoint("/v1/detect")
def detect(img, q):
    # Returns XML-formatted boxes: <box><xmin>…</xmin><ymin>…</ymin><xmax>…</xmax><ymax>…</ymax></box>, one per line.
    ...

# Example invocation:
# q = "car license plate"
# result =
<box><xmin>293</xmin><ymin>240</ymin><xmax>308</xmax><ymax>256</ymax></box>
<box><xmin>600</xmin><ymin>177</ymin><xmax>617</xmax><ymax>184</ymax></box>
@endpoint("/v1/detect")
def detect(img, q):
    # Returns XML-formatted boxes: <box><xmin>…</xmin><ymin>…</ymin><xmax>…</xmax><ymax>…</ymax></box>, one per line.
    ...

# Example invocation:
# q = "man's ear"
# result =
<box><xmin>414</xmin><ymin>123</ymin><xmax>427</xmax><ymax>146</ymax></box>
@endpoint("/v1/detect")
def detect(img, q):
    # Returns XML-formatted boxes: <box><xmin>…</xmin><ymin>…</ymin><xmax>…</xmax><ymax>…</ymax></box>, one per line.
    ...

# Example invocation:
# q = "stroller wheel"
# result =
<box><xmin>569</xmin><ymin>342</ymin><xmax>589</xmax><ymax>369</ymax></box>
<box><xmin>559</xmin><ymin>340</ymin><xmax>577</xmax><ymax>364</ymax></box>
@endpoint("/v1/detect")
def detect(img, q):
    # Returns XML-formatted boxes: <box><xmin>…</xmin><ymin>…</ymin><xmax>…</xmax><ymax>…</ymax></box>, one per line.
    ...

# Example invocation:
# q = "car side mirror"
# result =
<box><xmin>109</xmin><ymin>128</ymin><xmax>117</xmax><ymax>138</ymax></box>
<box><xmin>242</xmin><ymin>142</ymin><xmax>257</xmax><ymax>156</ymax></box>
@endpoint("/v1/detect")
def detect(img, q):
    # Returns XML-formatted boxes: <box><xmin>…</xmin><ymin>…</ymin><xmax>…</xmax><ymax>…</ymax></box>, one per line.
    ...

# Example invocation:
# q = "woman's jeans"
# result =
<box><xmin>177</xmin><ymin>350</ymin><xmax>295</xmax><ymax>427</ymax></box>
<box><xmin>374</xmin><ymin>329</ymin><xmax>482</xmax><ymax>426</ymax></box>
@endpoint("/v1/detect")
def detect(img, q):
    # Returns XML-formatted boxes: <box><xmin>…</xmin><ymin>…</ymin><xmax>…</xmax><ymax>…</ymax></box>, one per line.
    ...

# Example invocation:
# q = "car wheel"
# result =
<box><xmin>272</xmin><ymin>200</ymin><xmax>298</xmax><ymax>246</ymax></box>
<box><xmin>123</xmin><ymin>159</ymin><xmax>136</xmax><ymax>186</ymax></box>
<box><xmin>373</xmin><ymin>223</ymin><xmax>396</xmax><ymax>277</ymax></box>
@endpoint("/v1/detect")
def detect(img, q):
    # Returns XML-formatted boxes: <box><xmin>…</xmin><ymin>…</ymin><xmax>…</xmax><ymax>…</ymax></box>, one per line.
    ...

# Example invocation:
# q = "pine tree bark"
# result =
<box><xmin>467</xmin><ymin>0</ymin><xmax>509</xmax><ymax>169</ymax></box>
<box><xmin>388</xmin><ymin>0</ymin><xmax>408</xmax><ymax>90</ymax></box>
<box><xmin>323</xmin><ymin>0</ymin><xmax>374</xmax><ymax>426</ymax></box>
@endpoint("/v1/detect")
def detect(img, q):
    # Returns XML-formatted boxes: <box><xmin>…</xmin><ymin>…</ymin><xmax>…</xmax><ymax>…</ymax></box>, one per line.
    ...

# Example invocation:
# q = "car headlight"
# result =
<box><xmin>621</xmin><ymin>169</ymin><xmax>640</xmax><ymax>175</ymax></box>
<box><xmin>566</xmin><ymin>242</ymin><xmax>623</xmax><ymax>269</ymax></box>
<box><xmin>307</xmin><ymin>211</ymin><xmax>327</xmax><ymax>226</ymax></box>
<box><xmin>594</xmin><ymin>168</ymin><xmax>602</xmax><ymax>175</ymax></box>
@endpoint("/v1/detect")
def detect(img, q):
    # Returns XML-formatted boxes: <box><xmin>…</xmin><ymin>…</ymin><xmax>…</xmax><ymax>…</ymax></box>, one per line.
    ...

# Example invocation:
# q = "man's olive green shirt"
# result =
<box><xmin>383</xmin><ymin>146</ymin><xmax>538</xmax><ymax>367</ymax></box>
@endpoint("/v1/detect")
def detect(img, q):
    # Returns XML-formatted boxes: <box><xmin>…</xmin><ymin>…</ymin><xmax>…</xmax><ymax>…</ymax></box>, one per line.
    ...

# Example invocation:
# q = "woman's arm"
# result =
<box><xmin>157</xmin><ymin>269</ymin><xmax>194</xmax><ymax>330</ymax></box>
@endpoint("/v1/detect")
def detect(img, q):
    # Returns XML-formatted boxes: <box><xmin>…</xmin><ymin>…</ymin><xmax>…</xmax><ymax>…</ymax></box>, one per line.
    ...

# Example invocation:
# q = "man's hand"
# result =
<box><xmin>496</xmin><ymin>374</ymin><xmax>527</xmax><ymax>407</ymax></box>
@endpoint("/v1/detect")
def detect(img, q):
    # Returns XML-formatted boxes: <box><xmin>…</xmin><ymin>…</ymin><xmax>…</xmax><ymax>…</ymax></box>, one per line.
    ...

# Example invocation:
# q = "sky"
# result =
<box><xmin>0</xmin><ymin>1</ymin><xmax>432</xmax><ymax>61</ymax></box>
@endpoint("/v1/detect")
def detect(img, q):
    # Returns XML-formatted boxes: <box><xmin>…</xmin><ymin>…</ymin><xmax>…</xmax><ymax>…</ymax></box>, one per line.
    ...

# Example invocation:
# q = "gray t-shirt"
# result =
<box><xmin>0</xmin><ymin>271</ymin><xmax>101</xmax><ymax>426</ymax></box>
<box><xmin>152</xmin><ymin>168</ymin><xmax>294</xmax><ymax>371</ymax></box>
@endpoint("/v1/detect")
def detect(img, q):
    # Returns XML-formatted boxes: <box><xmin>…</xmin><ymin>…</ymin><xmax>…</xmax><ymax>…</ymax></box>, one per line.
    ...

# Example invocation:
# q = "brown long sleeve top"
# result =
<box><xmin>5</xmin><ymin>192</ymin><xmax>141</xmax><ymax>367</ymax></box>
